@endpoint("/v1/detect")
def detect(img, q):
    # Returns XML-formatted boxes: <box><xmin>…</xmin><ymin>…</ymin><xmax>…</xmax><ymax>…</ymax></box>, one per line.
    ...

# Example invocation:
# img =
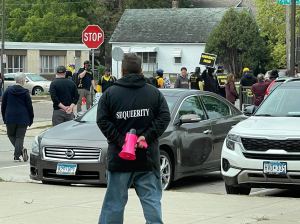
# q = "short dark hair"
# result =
<box><xmin>122</xmin><ymin>53</ymin><xmax>142</xmax><ymax>75</ymax></box>
<box><xmin>181</xmin><ymin>67</ymin><xmax>187</xmax><ymax>71</ymax></box>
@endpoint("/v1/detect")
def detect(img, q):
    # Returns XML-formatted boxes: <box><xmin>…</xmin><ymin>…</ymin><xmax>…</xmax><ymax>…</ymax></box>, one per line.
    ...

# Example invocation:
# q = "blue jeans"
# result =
<box><xmin>99</xmin><ymin>171</ymin><xmax>163</xmax><ymax>224</ymax></box>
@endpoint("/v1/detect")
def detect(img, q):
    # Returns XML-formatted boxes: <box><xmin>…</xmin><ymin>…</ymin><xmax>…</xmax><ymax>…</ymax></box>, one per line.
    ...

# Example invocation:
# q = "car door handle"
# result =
<box><xmin>203</xmin><ymin>130</ymin><xmax>212</xmax><ymax>134</ymax></box>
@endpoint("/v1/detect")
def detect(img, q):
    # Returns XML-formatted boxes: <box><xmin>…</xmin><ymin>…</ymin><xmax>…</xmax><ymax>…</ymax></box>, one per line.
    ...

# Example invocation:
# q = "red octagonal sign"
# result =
<box><xmin>82</xmin><ymin>25</ymin><xmax>104</xmax><ymax>49</ymax></box>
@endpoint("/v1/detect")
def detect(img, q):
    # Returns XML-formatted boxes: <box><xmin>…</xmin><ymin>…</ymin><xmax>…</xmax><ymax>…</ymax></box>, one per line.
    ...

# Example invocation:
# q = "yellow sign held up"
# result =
<box><xmin>200</xmin><ymin>53</ymin><xmax>217</xmax><ymax>68</ymax></box>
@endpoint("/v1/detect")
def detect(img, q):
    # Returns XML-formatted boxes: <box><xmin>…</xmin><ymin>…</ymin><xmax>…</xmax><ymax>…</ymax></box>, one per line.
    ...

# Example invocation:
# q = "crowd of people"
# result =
<box><xmin>0</xmin><ymin>57</ymin><xmax>282</xmax><ymax>163</ymax></box>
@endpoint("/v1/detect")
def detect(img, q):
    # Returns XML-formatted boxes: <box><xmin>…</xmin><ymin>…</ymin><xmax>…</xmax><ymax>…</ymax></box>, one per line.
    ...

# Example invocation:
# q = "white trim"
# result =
<box><xmin>4</xmin><ymin>42</ymin><xmax>90</xmax><ymax>51</ymax></box>
<box><xmin>130</xmin><ymin>46</ymin><xmax>157</xmax><ymax>52</ymax></box>
<box><xmin>172</xmin><ymin>49</ymin><xmax>182</xmax><ymax>57</ymax></box>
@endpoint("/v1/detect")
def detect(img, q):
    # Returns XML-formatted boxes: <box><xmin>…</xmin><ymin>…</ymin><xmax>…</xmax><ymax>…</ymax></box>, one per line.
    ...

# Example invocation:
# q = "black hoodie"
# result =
<box><xmin>1</xmin><ymin>85</ymin><xmax>34</xmax><ymax>126</ymax></box>
<box><xmin>96</xmin><ymin>74</ymin><xmax>171</xmax><ymax>172</ymax></box>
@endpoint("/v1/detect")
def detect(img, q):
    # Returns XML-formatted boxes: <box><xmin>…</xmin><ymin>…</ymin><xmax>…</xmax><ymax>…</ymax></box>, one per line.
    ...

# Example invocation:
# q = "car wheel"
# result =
<box><xmin>225</xmin><ymin>183</ymin><xmax>251</xmax><ymax>195</ymax></box>
<box><xmin>33</xmin><ymin>87</ymin><xmax>43</xmax><ymax>95</ymax></box>
<box><xmin>160</xmin><ymin>150</ymin><xmax>173</xmax><ymax>190</ymax></box>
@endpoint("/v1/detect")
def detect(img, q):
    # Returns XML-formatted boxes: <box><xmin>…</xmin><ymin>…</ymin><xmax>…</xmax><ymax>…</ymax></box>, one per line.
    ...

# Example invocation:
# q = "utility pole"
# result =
<box><xmin>286</xmin><ymin>6</ymin><xmax>290</xmax><ymax>71</ymax></box>
<box><xmin>290</xmin><ymin>0</ymin><xmax>296</xmax><ymax>77</ymax></box>
<box><xmin>0</xmin><ymin>0</ymin><xmax>4</xmax><ymax>92</ymax></box>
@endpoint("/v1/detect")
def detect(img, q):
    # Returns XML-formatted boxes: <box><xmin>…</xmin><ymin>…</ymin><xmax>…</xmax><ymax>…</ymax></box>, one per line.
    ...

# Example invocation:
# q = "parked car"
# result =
<box><xmin>222</xmin><ymin>78</ymin><xmax>300</xmax><ymax>195</ymax></box>
<box><xmin>3</xmin><ymin>73</ymin><xmax>51</xmax><ymax>95</ymax></box>
<box><xmin>30</xmin><ymin>89</ymin><xmax>245</xmax><ymax>190</ymax></box>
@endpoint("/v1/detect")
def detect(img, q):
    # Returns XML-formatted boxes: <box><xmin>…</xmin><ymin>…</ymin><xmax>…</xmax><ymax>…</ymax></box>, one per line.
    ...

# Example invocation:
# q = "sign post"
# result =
<box><xmin>82</xmin><ymin>25</ymin><xmax>105</xmax><ymax>103</ymax></box>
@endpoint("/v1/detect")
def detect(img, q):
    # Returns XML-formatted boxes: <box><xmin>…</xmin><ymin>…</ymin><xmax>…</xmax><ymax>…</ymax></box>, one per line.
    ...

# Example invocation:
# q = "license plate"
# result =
<box><xmin>56</xmin><ymin>163</ymin><xmax>77</xmax><ymax>175</ymax></box>
<box><xmin>263</xmin><ymin>161</ymin><xmax>287</xmax><ymax>175</ymax></box>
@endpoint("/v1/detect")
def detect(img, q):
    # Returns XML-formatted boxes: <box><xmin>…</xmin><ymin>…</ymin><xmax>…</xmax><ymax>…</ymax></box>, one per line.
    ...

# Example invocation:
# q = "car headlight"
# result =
<box><xmin>31</xmin><ymin>130</ymin><xmax>46</xmax><ymax>154</ymax></box>
<box><xmin>31</xmin><ymin>136</ymin><xmax>40</xmax><ymax>154</ymax></box>
<box><xmin>225</xmin><ymin>134</ymin><xmax>241</xmax><ymax>151</ymax></box>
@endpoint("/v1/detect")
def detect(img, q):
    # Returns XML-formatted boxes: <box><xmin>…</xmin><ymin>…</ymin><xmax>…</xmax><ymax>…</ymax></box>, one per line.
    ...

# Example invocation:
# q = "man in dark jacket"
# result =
<box><xmin>96</xmin><ymin>53</ymin><xmax>171</xmax><ymax>224</ymax></box>
<box><xmin>1</xmin><ymin>73</ymin><xmax>34</xmax><ymax>162</ymax></box>
<box><xmin>189</xmin><ymin>67</ymin><xmax>202</xmax><ymax>90</ymax></box>
<box><xmin>76</xmin><ymin>60</ymin><xmax>96</xmax><ymax>112</ymax></box>
<box><xmin>49</xmin><ymin>66</ymin><xmax>79</xmax><ymax>126</ymax></box>
<box><xmin>240</xmin><ymin>68</ymin><xmax>257</xmax><ymax>87</ymax></box>
<box><xmin>201</xmin><ymin>67</ymin><xmax>220</xmax><ymax>94</ymax></box>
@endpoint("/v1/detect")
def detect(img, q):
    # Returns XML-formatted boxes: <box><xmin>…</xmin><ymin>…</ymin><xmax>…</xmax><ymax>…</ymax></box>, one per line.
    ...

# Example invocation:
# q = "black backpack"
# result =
<box><xmin>148</xmin><ymin>76</ymin><xmax>159</xmax><ymax>88</ymax></box>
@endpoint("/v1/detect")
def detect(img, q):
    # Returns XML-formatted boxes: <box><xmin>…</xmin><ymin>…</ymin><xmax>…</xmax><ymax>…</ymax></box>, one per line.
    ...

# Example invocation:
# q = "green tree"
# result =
<box><xmin>205</xmin><ymin>8</ymin><xmax>269</xmax><ymax>76</ymax></box>
<box><xmin>6</xmin><ymin>0</ymin><xmax>88</xmax><ymax>43</ymax></box>
<box><xmin>255</xmin><ymin>0</ymin><xmax>286</xmax><ymax>69</ymax></box>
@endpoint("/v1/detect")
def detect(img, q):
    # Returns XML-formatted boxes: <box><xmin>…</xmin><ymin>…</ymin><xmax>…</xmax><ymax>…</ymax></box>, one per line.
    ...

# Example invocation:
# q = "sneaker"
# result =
<box><xmin>22</xmin><ymin>148</ymin><xmax>29</xmax><ymax>162</ymax></box>
<box><xmin>14</xmin><ymin>157</ymin><xmax>21</xmax><ymax>162</ymax></box>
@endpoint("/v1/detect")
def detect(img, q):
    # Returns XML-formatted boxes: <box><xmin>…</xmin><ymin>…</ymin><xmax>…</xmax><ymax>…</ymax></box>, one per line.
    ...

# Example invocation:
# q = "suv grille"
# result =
<box><xmin>241</xmin><ymin>138</ymin><xmax>300</xmax><ymax>152</ymax></box>
<box><xmin>44</xmin><ymin>147</ymin><xmax>101</xmax><ymax>161</ymax></box>
<box><xmin>243</xmin><ymin>153</ymin><xmax>300</xmax><ymax>160</ymax></box>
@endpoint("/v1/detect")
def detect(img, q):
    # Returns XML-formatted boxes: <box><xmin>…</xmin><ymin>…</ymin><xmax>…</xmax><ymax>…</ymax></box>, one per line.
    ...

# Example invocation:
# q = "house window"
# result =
<box><xmin>40</xmin><ymin>55</ymin><xmax>65</xmax><ymax>73</ymax></box>
<box><xmin>175</xmin><ymin>57</ymin><xmax>182</xmax><ymax>64</ymax></box>
<box><xmin>6</xmin><ymin>55</ymin><xmax>25</xmax><ymax>73</ymax></box>
<box><xmin>136</xmin><ymin>52</ymin><xmax>157</xmax><ymax>64</ymax></box>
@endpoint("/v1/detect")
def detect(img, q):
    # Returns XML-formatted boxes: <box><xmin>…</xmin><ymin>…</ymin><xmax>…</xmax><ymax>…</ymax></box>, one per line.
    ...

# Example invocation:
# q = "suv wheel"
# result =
<box><xmin>225</xmin><ymin>183</ymin><xmax>251</xmax><ymax>195</ymax></box>
<box><xmin>160</xmin><ymin>150</ymin><xmax>173</xmax><ymax>190</ymax></box>
<box><xmin>33</xmin><ymin>87</ymin><xmax>43</xmax><ymax>95</ymax></box>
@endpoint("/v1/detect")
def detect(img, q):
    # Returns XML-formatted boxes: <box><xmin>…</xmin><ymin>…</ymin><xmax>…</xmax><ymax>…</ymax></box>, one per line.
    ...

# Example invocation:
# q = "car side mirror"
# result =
<box><xmin>243</xmin><ymin>105</ymin><xmax>256</xmax><ymax>116</ymax></box>
<box><xmin>175</xmin><ymin>114</ymin><xmax>202</xmax><ymax>126</ymax></box>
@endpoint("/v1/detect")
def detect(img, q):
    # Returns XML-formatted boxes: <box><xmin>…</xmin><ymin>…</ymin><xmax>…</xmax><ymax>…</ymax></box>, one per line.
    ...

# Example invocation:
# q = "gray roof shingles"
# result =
<box><xmin>110</xmin><ymin>8</ymin><xmax>232</xmax><ymax>43</ymax></box>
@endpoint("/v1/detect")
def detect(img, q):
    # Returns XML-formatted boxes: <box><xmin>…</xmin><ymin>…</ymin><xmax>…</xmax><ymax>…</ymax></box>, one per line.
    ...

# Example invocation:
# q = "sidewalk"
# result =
<box><xmin>0</xmin><ymin>181</ymin><xmax>299</xmax><ymax>224</ymax></box>
<box><xmin>0</xmin><ymin>120</ymin><xmax>52</xmax><ymax>137</ymax></box>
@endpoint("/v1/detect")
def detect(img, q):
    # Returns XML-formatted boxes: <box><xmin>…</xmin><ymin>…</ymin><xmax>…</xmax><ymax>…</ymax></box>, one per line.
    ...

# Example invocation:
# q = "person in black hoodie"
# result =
<box><xmin>1</xmin><ymin>73</ymin><xmax>34</xmax><ymax>162</ymax></box>
<box><xmin>201</xmin><ymin>67</ymin><xmax>220</xmax><ymax>94</ymax></box>
<box><xmin>96</xmin><ymin>53</ymin><xmax>170</xmax><ymax>224</ymax></box>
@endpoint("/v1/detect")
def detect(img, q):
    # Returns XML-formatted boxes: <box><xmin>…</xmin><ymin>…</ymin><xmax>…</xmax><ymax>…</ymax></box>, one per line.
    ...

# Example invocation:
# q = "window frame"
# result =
<box><xmin>200</xmin><ymin>94</ymin><xmax>233</xmax><ymax>120</ymax></box>
<box><xmin>5</xmin><ymin>55</ymin><xmax>25</xmax><ymax>73</ymax></box>
<box><xmin>174</xmin><ymin>95</ymin><xmax>208</xmax><ymax>123</ymax></box>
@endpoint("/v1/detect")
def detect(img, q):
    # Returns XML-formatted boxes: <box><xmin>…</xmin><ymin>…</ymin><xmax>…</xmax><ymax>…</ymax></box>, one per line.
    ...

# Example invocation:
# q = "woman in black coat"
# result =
<box><xmin>1</xmin><ymin>73</ymin><xmax>34</xmax><ymax>161</ymax></box>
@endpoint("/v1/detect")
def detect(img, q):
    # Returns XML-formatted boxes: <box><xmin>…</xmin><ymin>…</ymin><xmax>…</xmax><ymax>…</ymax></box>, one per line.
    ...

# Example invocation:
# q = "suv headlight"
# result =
<box><xmin>226</xmin><ymin>134</ymin><xmax>241</xmax><ymax>151</ymax></box>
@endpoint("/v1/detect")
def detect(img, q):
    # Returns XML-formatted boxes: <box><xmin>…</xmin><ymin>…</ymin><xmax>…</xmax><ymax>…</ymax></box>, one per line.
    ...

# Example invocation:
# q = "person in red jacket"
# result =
<box><xmin>251</xmin><ymin>74</ymin><xmax>269</xmax><ymax>106</ymax></box>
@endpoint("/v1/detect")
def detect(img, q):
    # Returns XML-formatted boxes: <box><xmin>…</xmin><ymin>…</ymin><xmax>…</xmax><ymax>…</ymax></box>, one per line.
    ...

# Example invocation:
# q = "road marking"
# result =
<box><xmin>0</xmin><ymin>164</ymin><xmax>28</xmax><ymax>170</ymax></box>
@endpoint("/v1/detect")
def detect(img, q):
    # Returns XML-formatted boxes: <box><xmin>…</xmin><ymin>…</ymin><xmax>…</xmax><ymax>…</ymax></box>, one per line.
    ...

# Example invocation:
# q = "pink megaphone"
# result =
<box><xmin>119</xmin><ymin>129</ymin><xmax>148</xmax><ymax>161</ymax></box>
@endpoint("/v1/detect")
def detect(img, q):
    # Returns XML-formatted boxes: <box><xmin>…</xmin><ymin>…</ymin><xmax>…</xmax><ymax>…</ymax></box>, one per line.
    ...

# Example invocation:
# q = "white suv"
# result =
<box><xmin>221</xmin><ymin>79</ymin><xmax>300</xmax><ymax>195</ymax></box>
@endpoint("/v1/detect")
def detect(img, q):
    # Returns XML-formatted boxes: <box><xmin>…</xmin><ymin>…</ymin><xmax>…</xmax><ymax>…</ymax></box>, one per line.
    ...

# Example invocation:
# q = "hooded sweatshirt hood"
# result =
<box><xmin>114</xmin><ymin>74</ymin><xmax>146</xmax><ymax>89</ymax></box>
<box><xmin>7</xmin><ymin>85</ymin><xmax>29</xmax><ymax>96</ymax></box>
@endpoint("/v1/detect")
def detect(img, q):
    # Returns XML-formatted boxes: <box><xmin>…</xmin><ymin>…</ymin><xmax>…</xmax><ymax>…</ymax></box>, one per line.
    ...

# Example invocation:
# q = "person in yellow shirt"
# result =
<box><xmin>96</xmin><ymin>68</ymin><xmax>117</xmax><ymax>93</ymax></box>
<box><xmin>155</xmin><ymin>69</ymin><xmax>165</xmax><ymax>88</ymax></box>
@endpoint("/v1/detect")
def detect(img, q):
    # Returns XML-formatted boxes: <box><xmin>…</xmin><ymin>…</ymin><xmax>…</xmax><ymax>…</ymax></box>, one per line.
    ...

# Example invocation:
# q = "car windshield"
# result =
<box><xmin>79</xmin><ymin>95</ymin><xmax>178</xmax><ymax>122</ymax></box>
<box><xmin>26</xmin><ymin>74</ymin><xmax>47</xmax><ymax>82</ymax></box>
<box><xmin>255</xmin><ymin>87</ymin><xmax>300</xmax><ymax>117</ymax></box>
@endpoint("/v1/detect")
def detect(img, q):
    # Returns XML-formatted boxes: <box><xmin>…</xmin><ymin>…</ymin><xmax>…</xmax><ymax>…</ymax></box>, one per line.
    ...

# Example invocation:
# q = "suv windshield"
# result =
<box><xmin>27</xmin><ymin>74</ymin><xmax>47</xmax><ymax>82</ymax></box>
<box><xmin>255</xmin><ymin>87</ymin><xmax>300</xmax><ymax>117</ymax></box>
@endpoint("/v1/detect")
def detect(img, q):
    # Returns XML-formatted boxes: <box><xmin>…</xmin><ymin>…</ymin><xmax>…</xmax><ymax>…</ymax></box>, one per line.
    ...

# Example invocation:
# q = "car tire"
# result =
<box><xmin>32</xmin><ymin>86</ymin><xmax>43</xmax><ymax>95</ymax></box>
<box><xmin>160</xmin><ymin>150</ymin><xmax>173</xmax><ymax>190</ymax></box>
<box><xmin>225</xmin><ymin>183</ymin><xmax>251</xmax><ymax>195</ymax></box>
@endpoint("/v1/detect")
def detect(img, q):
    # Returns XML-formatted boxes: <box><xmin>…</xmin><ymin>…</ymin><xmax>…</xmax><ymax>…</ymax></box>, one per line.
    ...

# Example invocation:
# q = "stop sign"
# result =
<box><xmin>82</xmin><ymin>25</ymin><xmax>104</xmax><ymax>49</ymax></box>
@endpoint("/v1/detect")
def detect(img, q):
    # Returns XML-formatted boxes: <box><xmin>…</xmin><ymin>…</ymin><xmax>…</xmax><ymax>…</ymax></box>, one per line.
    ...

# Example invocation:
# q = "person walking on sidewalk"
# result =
<box><xmin>96</xmin><ymin>53</ymin><xmax>171</xmax><ymax>224</ymax></box>
<box><xmin>174</xmin><ymin>67</ymin><xmax>189</xmax><ymax>89</ymax></box>
<box><xmin>1</xmin><ymin>73</ymin><xmax>33</xmax><ymax>162</ymax></box>
<box><xmin>49</xmin><ymin>66</ymin><xmax>79</xmax><ymax>126</ymax></box>
<box><xmin>76</xmin><ymin>60</ymin><xmax>96</xmax><ymax>112</ymax></box>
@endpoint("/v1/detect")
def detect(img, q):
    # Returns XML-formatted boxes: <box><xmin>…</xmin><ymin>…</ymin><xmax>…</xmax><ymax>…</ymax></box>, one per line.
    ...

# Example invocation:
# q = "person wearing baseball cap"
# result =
<box><xmin>76</xmin><ymin>60</ymin><xmax>97</xmax><ymax>112</ymax></box>
<box><xmin>49</xmin><ymin>66</ymin><xmax>79</xmax><ymax>126</ymax></box>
